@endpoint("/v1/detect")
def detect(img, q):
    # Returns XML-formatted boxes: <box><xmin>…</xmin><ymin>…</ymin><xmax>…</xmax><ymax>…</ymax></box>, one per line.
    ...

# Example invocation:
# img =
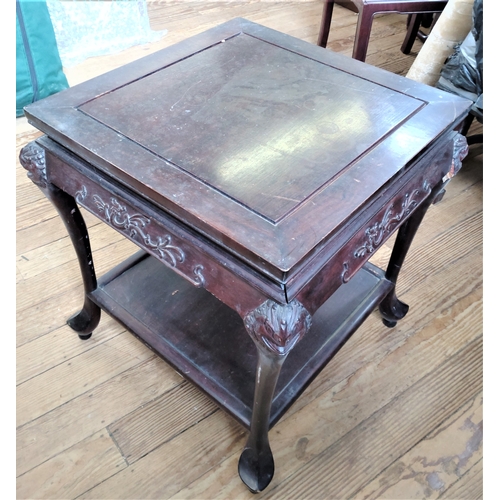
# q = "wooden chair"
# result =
<box><xmin>317</xmin><ymin>0</ymin><xmax>448</xmax><ymax>62</ymax></box>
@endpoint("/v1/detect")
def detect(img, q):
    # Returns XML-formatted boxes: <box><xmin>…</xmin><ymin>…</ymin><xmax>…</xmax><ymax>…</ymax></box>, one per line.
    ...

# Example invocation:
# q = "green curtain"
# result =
<box><xmin>16</xmin><ymin>0</ymin><xmax>69</xmax><ymax>117</ymax></box>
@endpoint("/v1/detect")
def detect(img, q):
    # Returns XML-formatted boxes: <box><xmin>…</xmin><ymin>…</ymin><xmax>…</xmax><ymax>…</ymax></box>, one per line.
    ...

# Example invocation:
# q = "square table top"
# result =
<box><xmin>24</xmin><ymin>18</ymin><xmax>470</xmax><ymax>279</ymax></box>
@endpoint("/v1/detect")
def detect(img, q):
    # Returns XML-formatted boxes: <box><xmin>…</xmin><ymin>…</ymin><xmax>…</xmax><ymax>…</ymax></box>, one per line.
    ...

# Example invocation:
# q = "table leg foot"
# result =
<box><xmin>241</xmin><ymin>299</ymin><xmax>312</xmax><ymax>492</ymax></box>
<box><xmin>238</xmin><ymin>436</ymin><xmax>275</xmax><ymax>494</ymax></box>
<box><xmin>67</xmin><ymin>298</ymin><xmax>101</xmax><ymax>339</ymax></box>
<box><xmin>379</xmin><ymin>289</ymin><xmax>409</xmax><ymax>328</ymax></box>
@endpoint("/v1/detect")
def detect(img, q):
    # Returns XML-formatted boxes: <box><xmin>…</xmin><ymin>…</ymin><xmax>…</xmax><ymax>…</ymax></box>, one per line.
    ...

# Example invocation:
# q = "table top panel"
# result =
<box><xmin>24</xmin><ymin>18</ymin><xmax>471</xmax><ymax>277</ymax></box>
<box><xmin>79</xmin><ymin>33</ymin><xmax>422</xmax><ymax>223</ymax></box>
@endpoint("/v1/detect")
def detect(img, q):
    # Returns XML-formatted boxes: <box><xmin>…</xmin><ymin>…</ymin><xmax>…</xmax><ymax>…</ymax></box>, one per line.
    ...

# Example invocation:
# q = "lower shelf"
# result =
<box><xmin>90</xmin><ymin>251</ymin><xmax>393</xmax><ymax>429</ymax></box>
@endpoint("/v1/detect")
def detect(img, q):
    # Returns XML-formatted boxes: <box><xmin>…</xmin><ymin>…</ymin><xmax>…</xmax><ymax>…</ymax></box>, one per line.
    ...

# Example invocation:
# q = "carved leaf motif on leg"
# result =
<box><xmin>444</xmin><ymin>133</ymin><xmax>469</xmax><ymax>181</ymax></box>
<box><xmin>436</xmin><ymin>134</ymin><xmax>469</xmax><ymax>203</ymax></box>
<box><xmin>19</xmin><ymin>142</ymin><xmax>47</xmax><ymax>188</ymax></box>
<box><xmin>244</xmin><ymin>299</ymin><xmax>312</xmax><ymax>356</ymax></box>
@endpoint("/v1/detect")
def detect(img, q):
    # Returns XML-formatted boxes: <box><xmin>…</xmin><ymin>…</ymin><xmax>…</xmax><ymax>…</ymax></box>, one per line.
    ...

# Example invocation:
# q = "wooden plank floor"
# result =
<box><xmin>16</xmin><ymin>2</ymin><xmax>483</xmax><ymax>498</ymax></box>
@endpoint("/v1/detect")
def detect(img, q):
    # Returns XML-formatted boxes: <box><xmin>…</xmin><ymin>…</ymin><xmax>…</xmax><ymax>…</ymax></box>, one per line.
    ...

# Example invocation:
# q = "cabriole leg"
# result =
<box><xmin>239</xmin><ymin>299</ymin><xmax>312</xmax><ymax>493</ymax></box>
<box><xmin>19</xmin><ymin>141</ymin><xmax>101</xmax><ymax>339</ymax></box>
<box><xmin>378</xmin><ymin>210</ymin><xmax>422</xmax><ymax>328</ymax></box>
<box><xmin>379</xmin><ymin>183</ymin><xmax>443</xmax><ymax>327</ymax></box>
<box><xmin>380</xmin><ymin>134</ymin><xmax>469</xmax><ymax>327</ymax></box>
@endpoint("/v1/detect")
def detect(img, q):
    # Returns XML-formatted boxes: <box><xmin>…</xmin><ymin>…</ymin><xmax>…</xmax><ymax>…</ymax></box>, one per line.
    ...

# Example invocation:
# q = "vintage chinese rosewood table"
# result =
<box><xmin>20</xmin><ymin>18</ymin><xmax>471</xmax><ymax>493</ymax></box>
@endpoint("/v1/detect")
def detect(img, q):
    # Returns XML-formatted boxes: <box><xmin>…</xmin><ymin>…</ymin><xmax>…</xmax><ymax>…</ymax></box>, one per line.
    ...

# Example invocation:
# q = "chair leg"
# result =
<box><xmin>317</xmin><ymin>0</ymin><xmax>334</xmax><ymax>47</ymax></box>
<box><xmin>460</xmin><ymin>113</ymin><xmax>475</xmax><ymax>136</ymax></box>
<box><xmin>401</xmin><ymin>13</ymin><xmax>424</xmax><ymax>54</ymax></box>
<box><xmin>421</xmin><ymin>12</ymin><xmax>435</xmax><ymax>29</ymax></box>
<box><xmin>467</xmin><ymin>133</ymin><xmax>483</xmax><ymax>145</ymax></box>
<box><xmin>421</xmin><ymin>12</ymin><xmax>441</xmax><ymax>40</ymax></box>
<box><xmin>352</xmin><ymin>9</ymin><xmax>373</xmax><ymax>62</ymax></box>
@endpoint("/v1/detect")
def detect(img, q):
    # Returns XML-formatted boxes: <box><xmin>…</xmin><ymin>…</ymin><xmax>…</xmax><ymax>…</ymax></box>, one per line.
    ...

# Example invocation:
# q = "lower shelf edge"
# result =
<box><xmin>89</xmin><ymin>254</ymin><xmax>393</xmax><ymax>429</ymax></box>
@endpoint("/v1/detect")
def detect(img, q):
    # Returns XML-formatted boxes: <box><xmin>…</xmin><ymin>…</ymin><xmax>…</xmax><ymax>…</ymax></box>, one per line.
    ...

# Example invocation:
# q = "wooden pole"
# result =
<box><xmin>406</xmin><ymin>0</ymin><xmax>474</xmax><ymax>86</ymax></box>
